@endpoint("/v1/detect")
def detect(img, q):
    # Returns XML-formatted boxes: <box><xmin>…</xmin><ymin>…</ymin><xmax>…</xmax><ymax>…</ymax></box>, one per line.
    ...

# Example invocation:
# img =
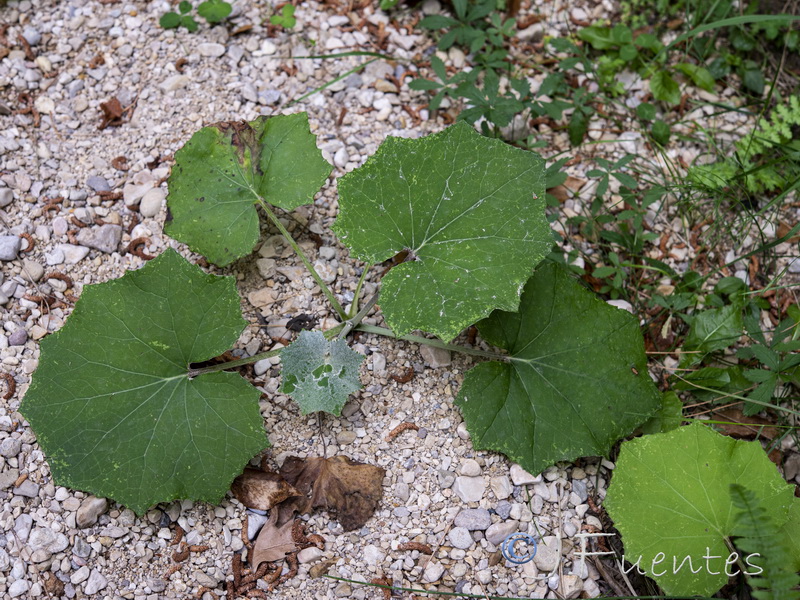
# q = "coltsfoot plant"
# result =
<box><xmin>20</xmin><ymin>112</ymin><xmax>797</xmax><ymax>595</ymax></box>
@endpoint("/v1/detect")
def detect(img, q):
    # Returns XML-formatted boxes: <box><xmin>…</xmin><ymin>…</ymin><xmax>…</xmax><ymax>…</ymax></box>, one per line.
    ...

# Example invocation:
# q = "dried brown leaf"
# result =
<box><xmin>715</xmin><ymin>408</ymin><xmax>778</xmax><ymax>440</ymax></box>
<box><xmin>99</xmin><ymin>97</ymin><xmax>124</xmax><ymax>130</ymax></box>
<box><xmin>231</xmin><ymin>468</ymin><xmax>305</xmax><ymax>512</ymax></box>
<box><xmin>251</xmin><ymin>512</ymin><xmax>298</xmax><ymax>569</ymax></box>
<box><xmin>279</xmin><ymin>455</ymin><xmax>385</xmax><ymax>531</ymax></box>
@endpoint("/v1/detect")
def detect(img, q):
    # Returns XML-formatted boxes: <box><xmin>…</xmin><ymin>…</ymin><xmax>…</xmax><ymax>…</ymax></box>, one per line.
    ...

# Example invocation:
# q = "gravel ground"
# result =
<box><xmin>1</xmin><ymin>1</ymin><xmax>798</xmax><ymax>599</ymax></box>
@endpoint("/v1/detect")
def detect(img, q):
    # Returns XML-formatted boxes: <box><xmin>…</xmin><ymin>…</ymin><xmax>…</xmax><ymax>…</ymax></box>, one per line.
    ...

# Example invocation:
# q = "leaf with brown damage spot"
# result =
<box><xmin>279</xmin><ymin>455</ymin><xmax>385</xmax><ymax>531</ymax></box>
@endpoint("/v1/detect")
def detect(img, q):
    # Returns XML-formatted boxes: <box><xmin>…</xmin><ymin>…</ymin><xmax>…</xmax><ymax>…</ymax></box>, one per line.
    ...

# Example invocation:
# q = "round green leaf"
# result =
<box><xmin>456</xmin><ymin>263</ymin><xmax>660</xmax><ymax>475</ymax></box>
<box><xmin>333</xmin><ymin>122</ymin><xmax>550</xmax><ymax>341</ymax></box>
<box><xmin>165</xmin><ymin>113</ymin><xmax>331</xmax><ymax>266</ymax></box>
<box><xmin>159</xmin><ymin>12</ymin><xmax>181</xmax><ymax>28</ymax></box>
<box><xmin>20</xmin><ymin>249</ymin><xmax>267</xmax><ymax>514</ymax></box>
<box><xmin>279</xmin><ymin>331</ymin><xmax>364</xmax><ymax>416</ymax></box>
<box><xmin>650</xmin><ymin>71</ymin><xmax>681</xmax><ymax>105</ymax></box>
<box><xmin>605</xmin><ymin>423</ymin><xmax>795</xmax><ymax>596</ymax></box>
<box><xmin>198</xmin><ymin>0</ymin><xmax>232</xmax><ymax>23</ymax></box>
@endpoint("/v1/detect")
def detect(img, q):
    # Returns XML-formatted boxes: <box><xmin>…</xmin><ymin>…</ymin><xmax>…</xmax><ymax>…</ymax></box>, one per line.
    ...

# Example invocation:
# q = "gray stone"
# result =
<box><xmin>70</xmin><ymin>566</ymin><xmax>90</xmax><ymax>584</ymax></box>
<box><xmin>86</xmin><ymin>176</ymin><xmax>111</xmax><ymax>192</ymax></box>
<box><xmin>258</xmin><ymin>89</ymin><xmax>281</xmax><ymax>105</ymax></box>
<box><xmin>496</xmin><ymin>500</ymin><xmax>512</xmax><ymax>520</ymax></box>
<box><xmin>0</xmin><ymin>468</ymin><xmax>17</xmax><ymax>489</ymax></box>
<box><xmin>561</xmin><ymin>574</ymin><xmax>583</xmax><ymax>599</ymax></box>
<box><xmin>437</xmin><ymin>469</ymin><xmax>455</xmax><ymax>488</ymax></box>
<box><xmin>423</xmin><ymin>560</ymin><xmax>445</xmax><ymax>583</ymax></box>
<box><xmin>452</xmin><ymin>476</ymin><xmax>486</xmax><ymax>503</ymax></box>
<box><xmin>139</xmin><ymin>188</ymin><xmax>164</xmax><ymax>218</ymax></box>
<box><xmin>77</xmin><ymin>496</ymin><xmax>108</xmax><ymax>528</ymax></box>
<box><xmin>0</xmin><ymin>235</ymin><xmax>21</xmax><ymax>260</ymax></box>
<box><xmin>454</xmin><ymin>508</ymin><xmax>491</xmax><ymax>531</ymax></box>
<box><xmin>533</xmin><ymin>537</ymin><xmax>560</xmax><ymax>572</ymax></box>
<box><xmin>198</xmin><ymin>42</ymin><xmax>226</xmax><ymax>57</ymax></box>
<box><xmin>459</xmin><ymin>459</ymin><xmax>481</xmax><ymax>477</ymax></box>
<box><xmin>0</xmin><ymin>547</ymin><xmax>9</xmax><ymax>571</ymax></box>
<box><xmin>147</xmin><ymin>578</ymin><xmax>167</xmax><ymax>593</ymax></box>
<box><xmin>58</xmin><ymin>243</ymin><xmax>90</xmax><ymax>264</ymax></box>
<box><xmin>7</xmin><ymin>329</ymin><xmax>27</xmax><ymax>346</ymax></box>
<box><xmin>8</xmin><ymin>579</ymin><xmax>30</xmax><ymax>598</ymax></box>
<box><xmin>22</xmin><ymin>26</ymin><xmax>42</xmax><ymax>45</ymax></box>
<box><xmin>160</xmin><ymin>75</ymin><xmax>191</xmax><ymax>92</ymax></box>
<box><xmin>76</xmin><ymin>224</ymin><xmax>122</xmax><ymax>253</ymax></box>
<box><xmin>510</xmin><ymin>463</ymin><xmax>539</xmax><ymax>486</ymax></box>
<box><xmin>194</xmin><ymin>570</ymin><xmax>219</xmax><ymax>587</ymax></box>
<box><xmin>29</xmin><ymin>527</ymin><xmax>69</xmax><ymax>555</ymax></box>
<box><xmin>73</xmin><ymin>537</ymin><xmax>92</xmax><ymax>558</ymax></box>
<box><xmin>485</xmin><ymin>520</ymin><xmax>519</xmax><ymax>546</ymax></box>
<box><xmin>490</xmin><ymin>475</ymin><xmax>513</xmax><ymax>500</ymax></box>
<box><xmin>336</xmin><ymin>430</ymin><xmax>356</xmax><ymax>445</ymax></box>
<box><xmin>14</xmin><ymin>514</ymin><xmax>33</xmax><ymax>541</ymax></box>
<box><xmin>22</xmin><ymin>258</ymin><xmax>44</xmax><ymax>282</ymax></box>
<box><xmin>571</xmin><ymin>479</ymin><xmax>588</xmax><ymax>503</ymax></box>
<box><xmin>298</xmin><ymin>546</ymin><xmax>325</xmax><ymax>563</ymax></box>
<box><xmin>0</xmin><ymin>436</ymin><xmax>21</xmax><ymax>457</ymax></box>
<box><xmin>13</xmin><ymin>480</ymin><xmax>40</xmax><ymax>498</ymax></box>
<box><xmin>419</xmin><ymin>344</ymin><xmax>451</xmax><ymax>368</ymax></box>
<box><xmin>447</xmin><ymin>526</ymin><xmax>474</xmax><ymax>549</ymax></box>
<box><xmin>0</xmin><ymin>188</ymin><xmax>13</xmax><ymax>207</ymax></box>
<box><xmin>84</xmin><ymin>569</ymin><xmax>107</xmax><ymax>594</ymax></box>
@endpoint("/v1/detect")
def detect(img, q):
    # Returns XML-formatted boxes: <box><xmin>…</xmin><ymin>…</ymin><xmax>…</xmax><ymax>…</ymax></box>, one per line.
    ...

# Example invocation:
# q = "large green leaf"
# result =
<box><xmin>455</xmin><ymin>263</ymin><xmax>660</xmax><ymax>474</ymax></box>
<box><xmin>682</xmin><ymin>304</ymin><xmax>743</xmax><ymax>365</ymax></box>
<box><xmin>165</xmin><ymin>113</ymin><xmax>330</xmax><ymax>266</ymax></box>
<box><xmin>333</xmin><ymin>122</ymin><xmax>549</xmax><ymax>341</ymax></box>
<box><xmin>280</xmin><ymin>331</ymin><xmax>364</xmax><ymax>416</ymax></box>
<box><xmin>786</xmin><ymin>499</ymin><xmax>800</xmax><ymax>572</ymax></box>
<box><xmin>20</xmin><ymin>249</ymin><xmax>267</xmax><ymax>514</ymax></box>
<box><xmin>605</xmin><ymin>423</ymin><xmax>795</xmax><ymax>596</ymax></box>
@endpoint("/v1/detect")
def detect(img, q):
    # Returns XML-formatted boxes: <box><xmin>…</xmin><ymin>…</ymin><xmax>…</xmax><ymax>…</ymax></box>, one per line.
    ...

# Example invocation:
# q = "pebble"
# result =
<box><xmin>23</xmin><ymin>25</ymin><xmax>42</xmax><ymax>45</ymax></box>
<box><xmin>485</xmin><ymin>520</ymin><xmax>519</xmax><ymax>546</ymax></box>
<box><xmin>495</xmin><ymin>500</ymin><xmax>512</xmax><ymax>520</ymax></box>
<box><xmin>298</xmin><ymin>547</ymin><xmax>325</xmax><ymax>563</ymax></box>
<box><xmin>419</xmin><ymin>344</ymin><xmax>451</xmax><ymax>368</ymax></box>
<box><xmin>510</xmin><ymin>463</ymin><xmax>540</xmax><ymax>486</ymax></box>
<box><xmin>363</xmin><ymin>544</ymin><xmax>384</xmax><ymax>565</ymax></box>
<box><xmin>22</xmin><ymin>258</ymin><xmax>44</xmax><ymax>281</ymax></box>
<box><xmin>0</xmin><ymin>235</ymin><xmax>21</xmax><ymax>260</ymax></box>
<box><xmin>198</xmin><ymin>42</ymin><xmax>226</xmax><ymax>57</ymax></box>
<box><xmin>58</xmin><ymin>243</ymin><xmax>90</xmax><ymax>264</ymax></box>
<box><xmin>8</xmin><ymin>580</ymin><xmax>30</xmax><ymax>598</ymax></box>
<box><xmin>336</xmin><ymin>430</ymin><xmax>356</xmax><ymax>445</ymax></box>
<box><xmin>490</xmin><ymin>475</ymin><xmax>512</xmax><ymax>500</ymax></box>
<box><xmin>8</xmin><ymin>329</ymin><xmax>27</xmax><ymax>346</ymax></box>
<box><xmin>561</xmin><ymin>573</ymin><xmax>584</xmax><ymax>598</ymax></box>
<box><xmin>87</xmin><ymin>175</ymin><xmax>111</xmax><ymax>192</ymax></box>
<box><xmin>14</xmin><ymin>480</ymin><xmax>39</xmax><ymax>498</ymax></box>
<box><xmin>459</xmin><ymin>459</ymin><xmax>481</xmax><ymax>477</ymax></box>
<box><xmin>0</xmin><ymin>188</ymin><xmax>13</xmax><ymax>207</ymax></box>
<box><xmin>160</xmin><ymin>75</ymin><xmax>191</xmax><ymax>92</ymax></box>
<box><xmin>139</xmin><ymin>188</ymin><xmax>165</xmax><ymax>217</ymax></box>
<box><xmin>454</xmin><ymin>508</ymin><xmax>491</xmax><ymax>531</ymax></box>
<box><xmin>77</xmin><ymin>496</ymin><xmax>108</xmax><ymax>528</ymax></box>
<box><xmin>29</xmin><ymin>527</ymin><xmax>69</xmax><ymax>555</ymax></box>
<box><xmin>452</xmin><ymin>476</ymin><xmax>486</xmax><ymax>503</ymax></box>
<box><xmin>14</xmin><ymin>514</ymin><xmax>33</xmax><ymax>541</ymax></box>
<box><xmin>76</xmin><ymin>224</ymin><xmax>122</xmax><ymax>253</ymax></box>
<box><xmin>447</xmin><ymin>527</ymin><xmax>474</xmax><ymax>549</ymax></box>
<box><xmin>423</xmin><ymin>560</ymin><xmax>445</xmax><ymax>582</ymax></box>
<box><xmin>84</xmin><ymin>569</ymin><xmax>108</xmax><ymax>594</ymax></box>
<box><xmin>533</xmin><ymin>538</ymin><xmax>560</xmax><ymax>572</ymax></box>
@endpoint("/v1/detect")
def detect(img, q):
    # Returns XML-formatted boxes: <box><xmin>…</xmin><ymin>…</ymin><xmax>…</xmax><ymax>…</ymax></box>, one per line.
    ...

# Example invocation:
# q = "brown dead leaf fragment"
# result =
<box><xmin>251</xmin><ymin>512</ymin><xmax>298</xmax><ymax>568</ymax></box>
<box><xmin>279</xmin><ymin>455</ymin><xmax>385</xmax><ymax>531</ymax></box>
<box><xmin>99</xmin><ymin>97</ymin><xmax>125</xmax><ymax>129</ymax></box>
<box><xmin>714</xmin><ymin>408</ymin><xmax>778</xmax><ymax>440</ymax></box>
<box><xmin>231</xmin><ymin>467</ymin><xmax>304</xmax><ymax>512</ymax></box>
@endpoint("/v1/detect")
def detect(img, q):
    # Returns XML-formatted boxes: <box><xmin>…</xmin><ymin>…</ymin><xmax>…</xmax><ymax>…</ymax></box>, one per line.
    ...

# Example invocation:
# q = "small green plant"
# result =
<box><xmin>160</xmin><ymin>0</ymin><xmax>232</xmax><ymax>31</ymax></box>
<box><xmin>270</xmin><ymin>3</ymin><xmax>297</xmax><ymax>29</ymax></box>
<box><xmin>20</xmin><ymin>115</ymin><xmax>662</xmax><ymax>513</ymax></box>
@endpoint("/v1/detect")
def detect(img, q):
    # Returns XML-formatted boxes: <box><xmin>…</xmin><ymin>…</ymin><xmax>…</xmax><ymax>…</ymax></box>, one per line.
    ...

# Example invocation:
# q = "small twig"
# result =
<box><xmin>385</xmin><ymin>422</ymin><xmax>419</xmax><ymax>441</ymax></box>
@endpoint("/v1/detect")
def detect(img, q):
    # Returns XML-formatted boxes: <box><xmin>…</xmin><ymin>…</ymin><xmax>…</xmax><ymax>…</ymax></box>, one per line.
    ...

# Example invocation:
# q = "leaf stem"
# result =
<box><xmin>354</xmin><ymin>323</ymin><xmax>507</xmax><ymax>361</ymax></box>
<box><xmin>349</xmin><ymin>264</ymin><xmax>373</xmax><ymax>319</ymax></box>
<box><xmin>338</xmin><ymin>291</ymin><xmax>380</xmax><ymax>340</ymax></box>
<box><xmin>256</xmin><ymin>198</ymin><xmax>348</xmax><ymax>321</ymax></box>
<box><xmin>187</xmin><ymin>348</ymin><xmax>282</xmax><ymax>378</ymax></box>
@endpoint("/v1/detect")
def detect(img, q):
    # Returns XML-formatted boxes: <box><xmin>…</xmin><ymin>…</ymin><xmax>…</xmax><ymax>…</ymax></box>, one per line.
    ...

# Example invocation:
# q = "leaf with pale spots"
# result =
<box><xmin>280</xmin><ymin>331</ymin><xmax>365</xmax><ymax>416</ymax></box>
<box><xmin>165</xmin><ymin>113</ymin><xmax>330</xmax><ymax>266</ymax></box>
<box><xmin>20</xmin><ymin>249</ymin><xmax>267</xmax><ymax>514</ymax></box>
<box><xmin>456</xmin><ymin>263</ymin><xmax>660</xmax><ymax>476</ymax></box>
<box><xmin>333</xmin><ymin>122</ymin><xmax>550</xmax><ymax>341</ymax></box>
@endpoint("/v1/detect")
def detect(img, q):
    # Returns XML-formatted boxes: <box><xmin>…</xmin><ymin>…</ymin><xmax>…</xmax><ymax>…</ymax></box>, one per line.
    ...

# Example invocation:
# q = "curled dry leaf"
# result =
<box><xmin>231</xmin><ymin>468</ymin><xmax>303</xmax><ymax>511</ymax></box>
<box><xmin>280</xmin><ymin>455</ymin><xmax>385</xmax><ymax>531</ymax></box>
<box><xmin>251</xmin><ymin>512</ymin><xmax>298</xmax><ymax>569</ymax></box>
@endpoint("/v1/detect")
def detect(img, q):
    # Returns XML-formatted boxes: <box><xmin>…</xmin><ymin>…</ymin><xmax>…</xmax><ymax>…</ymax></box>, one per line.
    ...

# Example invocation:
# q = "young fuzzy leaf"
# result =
<box><xmin>165</xmin><ymin>113</ymin><xmax>331</xmax><ymax>266</ymax></box>
<box><xmin>456</xmin><ymin>263</ymin><xmax>660</xmax><ymax>475</ymax></box>
<box><xmin>19</xmin><ymin>250</ymin><xmax>267</xmax><ymax>514</ymax></box>
<box><xmin>159</xmin><ymin>12</ymin><xmax>181</xmax><ymax>28</ymax></box>
<box><xmin>334</xmin><ymin>122</ymin><xmax>549</xmax><ymax>341</ymax></box>
<box><xmin>605</xmin><ymin>423</ymin><xmax>794</xmax><ymax>597</ymax></box>
<box><xmin>280</xmin><ymin>331</ymin><xmax>365</xmax><ymax>416</ymax></box>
